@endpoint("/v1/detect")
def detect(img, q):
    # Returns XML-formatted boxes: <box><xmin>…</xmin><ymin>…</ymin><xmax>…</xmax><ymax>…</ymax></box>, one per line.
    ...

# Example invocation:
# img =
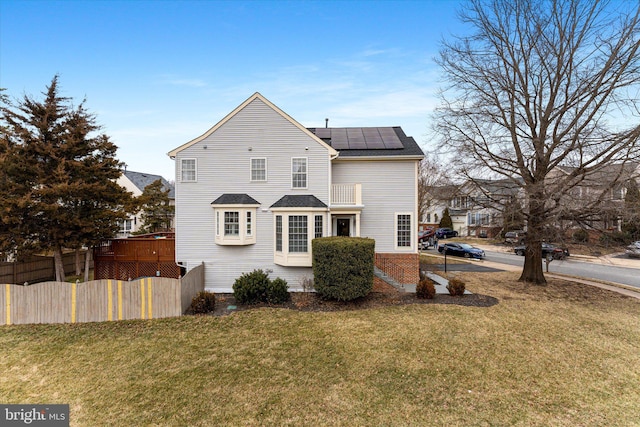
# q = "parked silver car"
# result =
<box><xmin>626</xmin><ymin>241</ymin><xmax>640</xmax><ymax>258</ymax></box>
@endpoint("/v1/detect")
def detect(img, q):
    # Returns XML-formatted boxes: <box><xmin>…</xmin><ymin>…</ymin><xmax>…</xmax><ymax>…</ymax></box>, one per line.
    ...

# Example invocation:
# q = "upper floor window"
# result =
<box><xmin>181</xmin><ymin>159</ymin><xmax>197</xmax><ymax>182</ymax></box>
<box><xmin>251</xmin><ymin>158</ymin><xmax>267</xmax><ymax>182</ymax></box>
<box><xmin>292</xmin><ymin>157</ymin><xmax>307</xmax><ymax>189</ymax></box>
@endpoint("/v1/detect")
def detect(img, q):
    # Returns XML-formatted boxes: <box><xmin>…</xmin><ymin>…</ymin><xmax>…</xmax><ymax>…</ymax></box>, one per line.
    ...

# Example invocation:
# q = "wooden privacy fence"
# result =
<box><xmin>94</xmin><ymin>238</ymin><xmax>180</xmax><ymax>280</ymax></box>
<box><xmin>0</xmin><ymin>251</ymin><xmax>92</xmax><ymax>285</ymax></box>
<box><xmin>1</xmin><ymin>264</ymin><xmax>204</xmax><ymax>325</ymax></box>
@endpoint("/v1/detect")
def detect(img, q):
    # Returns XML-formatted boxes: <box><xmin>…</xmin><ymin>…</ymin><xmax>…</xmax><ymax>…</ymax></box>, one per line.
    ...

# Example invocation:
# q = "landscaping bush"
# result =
<box><xmin>312</xmin><ymin>237</ymin><xmax>375</xmax><ymax>301</ymax></box>
<box><xmin>232</xmin><ymin>269</ymin><xmax>290</xmax><ymax>305</ymax></box>
<box><xmin>187</xmin><ymin>291</ymin><xmax>216</xmax><ymax>314</ymax></box>
<box><xmin>416</xmin><ymin>274</ymin><xmax>436</xmax><ymax>299</ymax></box>
<box><xmin>572</xmin><ymin>229</ymin><xmax>589</xmax><ymax>243</ymax></box>
<box><xmin>447</xmin><ymin>277</ymin><xmax>466</xmax><ymax>296</ymax></box>
<box><xmin>599</xmin><ymin>231</ymin><xmax>628</xmax><ymax>246</ymax></box>
<box><xmin>265</xmin><ymin>277</ymin><xmax>291</xmax><ymax>304</ymax></box>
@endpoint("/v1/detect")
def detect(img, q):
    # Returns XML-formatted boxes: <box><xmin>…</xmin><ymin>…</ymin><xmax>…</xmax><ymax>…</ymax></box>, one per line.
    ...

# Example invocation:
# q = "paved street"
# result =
<box><xmin>424</xmin><ymin>244</ymin><xmax>640</xmax><ymax>289</ymax></box>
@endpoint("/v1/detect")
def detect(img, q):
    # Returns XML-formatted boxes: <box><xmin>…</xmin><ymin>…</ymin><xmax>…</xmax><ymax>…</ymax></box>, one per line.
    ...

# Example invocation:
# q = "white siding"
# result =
<box><xmin>173</xmin><ymin>98</ymin><xmax>330</xmax><ymax>291</ymax></box>
<box><xmin>332</xmin><ymin>159</ymin><xmax>418</xmax><ymax>253</ymax></box>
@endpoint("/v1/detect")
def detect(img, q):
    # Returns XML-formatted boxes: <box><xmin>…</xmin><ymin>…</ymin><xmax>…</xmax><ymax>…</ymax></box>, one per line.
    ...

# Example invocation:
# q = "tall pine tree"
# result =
<box><xmin>0</xmin><ymin>76</ymin><xmax>134</xmax><ymax>281</ymax></box>
<box><xmin>134</xmin><ymin>179</ymin><xmax>175</xmax><ymax>234</ymax></box>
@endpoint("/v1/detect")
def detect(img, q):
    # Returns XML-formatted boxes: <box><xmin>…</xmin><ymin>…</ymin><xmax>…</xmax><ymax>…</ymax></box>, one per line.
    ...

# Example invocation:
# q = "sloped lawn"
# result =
<box><xmin>1</xmin><ymin>271</ymin><xmax>639</xmax><ymax>426</ymax></box>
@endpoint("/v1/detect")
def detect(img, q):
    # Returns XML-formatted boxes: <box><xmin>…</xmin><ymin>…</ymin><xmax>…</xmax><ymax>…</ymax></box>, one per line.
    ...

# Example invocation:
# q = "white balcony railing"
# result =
<box><xmin>331</xmin><ymin>184</ymin><xmax>362</xmax><ymax>205</ymax></box>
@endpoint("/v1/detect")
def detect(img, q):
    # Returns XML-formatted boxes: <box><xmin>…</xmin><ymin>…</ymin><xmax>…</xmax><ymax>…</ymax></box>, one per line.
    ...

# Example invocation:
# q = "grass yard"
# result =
<box><xmin>1</xmin><ymin>272</ymin><xmax>640</xmax><ymax>426</ymax></box>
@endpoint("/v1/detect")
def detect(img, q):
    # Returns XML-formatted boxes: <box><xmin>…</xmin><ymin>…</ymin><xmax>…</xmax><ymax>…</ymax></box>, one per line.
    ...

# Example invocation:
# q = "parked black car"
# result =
<box><xmin>438</xmin><ymin>242</ymin><xmax>485</xmax><ymax>259</ymax></box>
<box><xmin>514</xmin><ymin>242</ymin><xmax>570</xmax><ymax>259</ymax></box>
<box><xmin>435</xmin><ymin>227</ymin><xmax>458</xmax><ymax>239</ymax></box>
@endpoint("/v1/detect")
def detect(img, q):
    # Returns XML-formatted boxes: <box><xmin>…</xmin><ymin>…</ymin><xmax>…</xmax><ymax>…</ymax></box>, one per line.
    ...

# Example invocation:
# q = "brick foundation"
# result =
<box><xmin>375</xmin><ymin>252</ymin><xmax>420</xmax><ymax>285</ymax></box>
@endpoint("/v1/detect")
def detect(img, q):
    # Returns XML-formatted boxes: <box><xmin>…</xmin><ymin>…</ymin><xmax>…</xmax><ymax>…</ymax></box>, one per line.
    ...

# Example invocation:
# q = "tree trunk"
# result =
<box><xmin>75</xmin><ymin>248</ymin><xmax>82</xmax><ymax>276</ymax></box>
<box><xmin>53</xmin><ymin>246</ymin><xmax>66</xmax><ymax>282</ymax></box>
<box><xmin>83</xmin><ymin>249</ymin><xmax>92</xmax><ymax>282</ymax></box>
<box><xmin>518</xmin><ymin>195</ymin><xmax>547</xmax><ymax>284</ymax></box>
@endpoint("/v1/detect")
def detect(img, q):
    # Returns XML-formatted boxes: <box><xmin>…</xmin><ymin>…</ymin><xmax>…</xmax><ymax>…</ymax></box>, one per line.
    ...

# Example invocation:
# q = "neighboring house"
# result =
<box><xmin>116</xmin><ymin>170</ymin><xmax>176</xmax><ymax>238</ymax></box>
<box><xmin>168</xmin><ymin>92</ymin><xmax>424</xmax><ymax>292</ymax></box>
<box><xmin>426</xmin><ymin>179</ymin><xmax>522</xmax><ymax>237</ymax></box>
<box><xmin>548</xmin><ymin>163</ymin><xmax>640</xmax><ymax>231</ymax></box>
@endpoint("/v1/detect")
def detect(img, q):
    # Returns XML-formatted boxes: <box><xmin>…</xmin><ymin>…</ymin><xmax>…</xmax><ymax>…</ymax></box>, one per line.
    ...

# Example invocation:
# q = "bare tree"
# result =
<box><xmin>417</xmin><ymin>156</ymin><xmax>451</xmax><ymax>223</ymax></box>
<box><xmin>434</xmin><ymin>0</ymin><xmax>640</xmax><ymax>284</ymax></box>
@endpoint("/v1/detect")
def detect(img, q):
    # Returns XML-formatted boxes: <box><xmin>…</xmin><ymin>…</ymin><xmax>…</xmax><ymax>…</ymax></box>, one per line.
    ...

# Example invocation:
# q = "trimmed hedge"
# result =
<box><xmin>312</xmin><ymin>236</ymin><xmax>375</xmax><ymax>301</ymax></box>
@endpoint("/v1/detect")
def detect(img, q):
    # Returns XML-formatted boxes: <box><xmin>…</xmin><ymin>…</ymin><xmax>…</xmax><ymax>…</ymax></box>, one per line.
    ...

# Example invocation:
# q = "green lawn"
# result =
<box><xmin>1</xmin><ymin>272</ymin><xmax>639</xmax><ymax>426</ymax></box>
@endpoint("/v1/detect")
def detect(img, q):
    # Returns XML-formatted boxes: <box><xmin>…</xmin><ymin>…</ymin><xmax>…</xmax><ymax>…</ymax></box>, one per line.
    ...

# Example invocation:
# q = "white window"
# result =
<box><xmin>181</xmin><ymin>159</ymin><xmax>197</xmax><ymax>182</ymax></box>
<box><xmin>251</xmin><ymin>158</ymin><xmax>267</xmax><ymax>182</ymax></box>
<box><xmin>292</xmin><ymin>157</ymin><xmax>307</xmax><ymax>189</ymax></box>
<box><xmin>314</xmin><ymin>215</ymin><xmax>323</xmax><ymax>239</ymax></box>
<box><xmin>213</xmin><ymin>206</ymin><xmax>258</xmax><ymax>246</ymax></box>
<box><xmin>289</xmin><ymin>215</ymin><xmax>308</xmax><ymax>253</ymax></box>
<box><xmin>396</xmin><ymin>213</ymin><xmax>412</xmax><ymax>248</ymax></box>
<box><xmin>272</xmin><ymin>209</ymin><xmax>326</xmax><ymax>267</ymax></box>
<box><xmin>276</xmin><ymin>216</ymin><xmax>283</xmax><ymax>251</ymax></box>
<box><xmin>224</xmin><ymin>211</ymin><xmax>240</xmax><ymax>236</ymax></box>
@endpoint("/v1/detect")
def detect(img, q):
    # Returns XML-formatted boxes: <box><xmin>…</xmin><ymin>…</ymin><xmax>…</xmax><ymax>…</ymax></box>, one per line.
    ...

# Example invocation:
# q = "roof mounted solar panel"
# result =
<box><xmin>362</xmin><ymin>128</ymin><xmax>385</xmax><ymax>149</ymax></box>
<box><xmin>315</xmin><ymin>128</ymin><xmax>331</xmax><ymax>139</ymax></box>
<box><xmin>330</xmin><ymin>128</ymin><xmax>350</xmax><ymax>149</ymax></box>
<box><xmin>378</xmin><ymin>127</ymin><xmax>403</xmax><ymax>148</ymax></box>
<box><xmin>346</xmin><ymin>128</ymin><xmax>366</xmax><ymax>149</ymax></box>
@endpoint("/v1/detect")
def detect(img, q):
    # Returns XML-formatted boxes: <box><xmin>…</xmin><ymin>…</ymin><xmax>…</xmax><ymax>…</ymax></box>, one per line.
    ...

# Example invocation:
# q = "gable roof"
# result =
<box><xmin>211</xmin><ymin>194</ymin><xmax>260</xmax><ymax>205</ymax></box>
<box><xmin>123</xmin><ymin>170</ymin><xmax>175</xmax><ymax>199</ymax></box>
<box><xmin>307</xmin><ymin>126</ymin><xmax>424</xmax><ymax>159</ymax></box>
<box><xmin>270</xmin><ymin>195</ymin><xmax>328</xmax><ymax>208</ymax></box>
<box><xmin>167</xmin><ymin>92</ymin><xmax>337</xmax><ymax>158</ymax></box>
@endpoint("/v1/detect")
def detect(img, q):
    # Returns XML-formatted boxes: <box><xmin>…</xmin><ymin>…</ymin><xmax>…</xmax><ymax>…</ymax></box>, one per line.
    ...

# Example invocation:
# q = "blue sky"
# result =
<box><xmin>1</xmin><ymin>0</ymin><xmax>465</xmax><ymax>181</ymax></box>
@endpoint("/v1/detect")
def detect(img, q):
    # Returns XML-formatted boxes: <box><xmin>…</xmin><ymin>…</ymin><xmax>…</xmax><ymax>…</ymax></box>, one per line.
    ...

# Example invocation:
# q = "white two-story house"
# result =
<box><xmin>168</xmin><ymin>93</ymin><xmax>424</xmax><ymax>292</ymax></box>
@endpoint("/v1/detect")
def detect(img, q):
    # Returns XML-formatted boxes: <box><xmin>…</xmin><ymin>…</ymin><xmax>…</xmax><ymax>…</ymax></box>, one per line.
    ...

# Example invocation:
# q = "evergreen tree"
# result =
<box><xmin>0</xmin><ymin>76</ymin><xmax>134</xmax><ymax>281</ymax></box>
<box><xmin>439</xmin><ymin>207</ymin><xmax>453</xmax><ymax>229</ymax></box>
<box><xmin>134</xmin><ymin>179</ymin><xmax>175</xmax><ymax>234</ymax></box>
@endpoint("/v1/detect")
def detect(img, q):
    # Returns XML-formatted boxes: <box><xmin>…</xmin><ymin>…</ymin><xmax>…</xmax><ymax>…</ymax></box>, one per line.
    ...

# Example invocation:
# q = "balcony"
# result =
<box><xmin>331</xmin><ymin>184</ymin><xmax>362</xmax><ymax>206</ymax></box>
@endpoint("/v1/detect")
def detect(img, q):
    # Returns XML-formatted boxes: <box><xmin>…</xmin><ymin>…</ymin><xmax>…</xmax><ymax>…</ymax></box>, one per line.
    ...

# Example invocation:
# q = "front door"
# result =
<box><xmin>337</xmin><ymin>218</ymin><xmax>350</xmax><ymax>237</ymax></box>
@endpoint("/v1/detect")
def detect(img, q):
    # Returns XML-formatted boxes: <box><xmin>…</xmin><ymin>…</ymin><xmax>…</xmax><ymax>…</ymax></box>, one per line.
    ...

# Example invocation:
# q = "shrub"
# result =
<box><xmin>416</xmin><ymin>275</ymin><xmax>436</xmax><ymax>299</ymax></box>
<box><xmin>572</xmin><ymin>229</ymin><xmax>589</xmax><ymax>243</ymax></box>
<box><xmin>599</xmin><ymin>231</ymin><xmax>628</xmax><ymax>246</ymax></box>
<box><xmin>232</xmin><ymin>269</ymin><xmax>290</xmax><ymax>305</ymax></box>
<box><xmin>187</xmin><ymin>291</ymin><xmax>216</xmax><ymax>314</ymax></box>
<box><xmin>446</xmin><ymin>277</ymin><xmax>466</xmax><ymax>296</ymax></box>
<box><xmin>265</xmin><ymin>277</ymin><xmax>290</xmax><ymax>304</ymax></box>
<box><xmin>313</xmin><ymin>237</ymin><xmax>375</xmax><ymax>301</ymax></box>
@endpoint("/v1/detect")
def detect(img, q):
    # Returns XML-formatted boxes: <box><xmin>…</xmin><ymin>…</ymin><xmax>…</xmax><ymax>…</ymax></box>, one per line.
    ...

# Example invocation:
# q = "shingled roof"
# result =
<box><xmin>123</xmin><ymin>170</ymin><xmax>175</xmax><ymax>199</ymax></box>
<box><xmin>270</xmin><ymin>195</ymin><xmax>327</xmax><ymax>208</ymax></box>
<box><xmin>211</xmin><ymin>194</ymin><xmax>261</xmax><ymax>205</ymax></box>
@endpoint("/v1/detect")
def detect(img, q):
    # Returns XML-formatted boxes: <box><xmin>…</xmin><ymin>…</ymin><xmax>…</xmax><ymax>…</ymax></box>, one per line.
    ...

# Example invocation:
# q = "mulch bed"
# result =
<box><xmin>208</xmin><ymin>285</ymin><xmax>499</xmax><ymax>317</ymax></box>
